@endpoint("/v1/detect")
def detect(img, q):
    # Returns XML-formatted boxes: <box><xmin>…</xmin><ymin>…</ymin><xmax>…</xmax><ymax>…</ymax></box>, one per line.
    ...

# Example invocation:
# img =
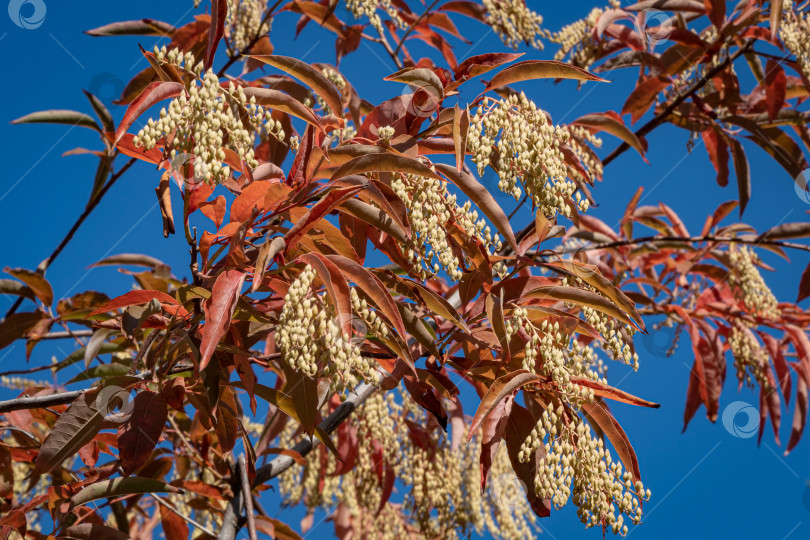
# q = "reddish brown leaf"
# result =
<box><xmin>701</xmin><ymin>127</ymin><xmax>730</xmax><ymax>187</ymax></box>
<box><xmin>200</xmin><ymin>269</ymin><xmax>246</xmax><ymax>370</ymax></box>
<box><xmin>765</xmin><ymin>59</ymin><xmax>787</xmax><ymax>123</ymax></box>
<box><xmin>118</xmin><ymin>391</ymin><xmax>168</xmax><ymax>475</ymax></box>
<box><xmin>159</xmin><ymin>504</ymin><xmax>189</xmax><ymax>540</ymax></box>
<box><xmin>468</xmin><ymin>371</ymin><xmax>539</xmax><ymax>441</ymax></box>
<box><xmin>583</xmin><ymin>401</ymin><xmax>642</xmax><ymax>482</ymax></box>
<box><xmin>114</xmin><ymin>81</ymin><xmax>184</xmax><ymax>143</ymax></box>
<box><xmin>205</xmin><ymin>0</ymin><xmax>228</xmax><ymax>69</ymax></box>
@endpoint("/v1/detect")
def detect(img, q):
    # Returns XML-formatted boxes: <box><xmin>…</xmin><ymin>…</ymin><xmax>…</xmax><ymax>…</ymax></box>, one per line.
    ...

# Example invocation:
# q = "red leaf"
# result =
<box><xmin>468</xmin><ymin>371</ymin><xmax>539</xmax><ymax>441</ymax></box>
<box><xmin>569</xmin><ymin>377</ymin><xmax>660</xmax><ymax>408</ymax></box>
<box><xmin>283</xmin><ymin>186</ymin><xmax>363</xmax><ymax>249</ymax></box>
<box><xmin>200</xmin><ymin>269</ymin><xmax>246</xmax><ymax>370</ymax></box>
<box><xmin>88</xmin><ymin>290</ymin><xmax>180</xmax><ymax>316</ymax></box>
<box><xmin>298</xmin><ymin>253</ymin><xmax>353</xmax><ymax>337</ymax></box>
<box><xmin>159</xmin><ymin>504</ymin><xmax>189</xmax><ymax>540</ymax></box>
<box><xmin>205</xmin><ymin>0</ymin><xmax>228</xmax><ymax>70</ymax></box>
<box><xmin>115</xmin><ymin>81</ymin><xmax>184</xmax><ymax>143</ymax></box>
<box><xmin>583</xmin><ymin>401</ymin><xmax>642</xmax><ymax>482</ymax></box>
<box><xmin>786</xmin><ymin>362</ymin><xmax>808</xmax><ymax>454</ymax></box>
<box><xmin>701</xmin><ymin>127</ymin><xmax>729</xmax><ymax>187</ymax></box>
<box><xmin>798</xmin><ymin>260</ymin><xmax>810</xmax><ymax>303</ymax></box>
<box><xmin>503</xmin><ymin>404</ymin><xmax>550</xmax><ymax>518</ymax></box>
<box><xmin>704</xmin><ymin>0</ymin><xmax>726</xmax><ymax>28</ymax></box>
<box><xmin>764</xmin><ymin>59</ymin><xmax>787</xmax><ymax>123</ymax></box>
<box><xmin>118</xmin><ymin>391</ymin><xmax>168</xmax><ymax>475</ymax></box>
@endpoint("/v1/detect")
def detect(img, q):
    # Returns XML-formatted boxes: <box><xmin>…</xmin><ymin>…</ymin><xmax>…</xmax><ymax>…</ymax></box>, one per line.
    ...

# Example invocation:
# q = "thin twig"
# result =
<box><xmin>393</xmin><ymin>0</ymin><xmax>441</xmax><ymax>56</ymax></box>
<box><xmin>601</xmin><ymin>39</ymin><xmax>753</xmax><ymax>167</ymax></box>
<box><xmin>149</xmin><ymin>494</ymin><xmax>217</xmax><ymax>536</ymax></box>
<box><xmin>3</xmin><ymin>157</ymin><xmax>137</xmax><ymax>321</ymax></box>
<box><xmin>13</xmin><ymin>330</ymin><xmax>94</xmax><ymax>341</ymax></box>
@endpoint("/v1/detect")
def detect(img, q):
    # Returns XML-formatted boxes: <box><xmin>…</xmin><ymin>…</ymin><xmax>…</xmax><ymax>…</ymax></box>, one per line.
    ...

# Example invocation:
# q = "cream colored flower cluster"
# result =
<box><xmin>728</xmin><ymin>323</ymin><xmax>770</xmax><ymax>389</ymax></box>
<box><xmin>0</xmin><ymin>375</ymin><xmax>42</xmax><ymax>390</ymax></box>
<box><xmin>345</xmin><ymin>0</ymin><xmax>405</xmax><ymax>33</ymax></box>
<box><xmin>278</xmin><ymin>391</ymin><xmax>539</xmax><ymax>540</ymax></box>
<box><xmin>468</xmin><ymin>93</ymin><xmax>588</xmax><ymax>218</ymax></box>
<box><xmin>376</xmin><ymin>124</ymin><xmax>395</xmax><ymax>144</ymax></box>
<box><xmin>728</xmin><ymin>245</ymin><xmax>779</xmax><ymax>319</ymax></box>
<box><xmin>520</xmin><ymin>406</ymin><xmax>650</xmax><ymax>535</ymax></box>
<box><xmin>276</xmin><ymin>265</ymin><xmax>382</xmax><ymax>393</ymax></box>
<box><xmin>483</xmin><ymin>0</ymin><xmax>546</xmax><ymax>49</ymax></box>
<box><xmin>508</xmin><ymin>308</ymin><xmax>604</xmax><ymax>401</ymax></box>
<box><xmin>548</xmin><ymin>5</ymin><xmax>608</xmax><ymax>69</ymax></box>
<box><xmin>315</xmin><ymin>66</ymin><xmax>347</xmax><ymax>115</ymax></box>
<box><xmin>226</xmin><ymin>0</ymin><xmax>271</xmax><ymax>52</ymax></box>
<box><xmin>563</xmin><ymin>276</ymin><xmax>639</xmax><ymax>368</ymax></box>
<box><xmin>566</xmin><ymin>124</ymin><xmax>604</xmax><ymax>184</ymax></box>
<box><xmin>350</xmin><ymin>287</ymin><xmax>390</xmax><ymax>340</ymax></box>
<box><xmin>391</xmin><ymin>173</ymin><xmax>505</xmax><ymax>281</ymax></box>
<box><xmin>134</xmin><ymin>48</ymin><xmax>285</xmax><ymax>184</ymax></box>
<box><xmin>781</xmin><ymin>0</ymin><xmax>810</xmax><ymax>80</ymax></box>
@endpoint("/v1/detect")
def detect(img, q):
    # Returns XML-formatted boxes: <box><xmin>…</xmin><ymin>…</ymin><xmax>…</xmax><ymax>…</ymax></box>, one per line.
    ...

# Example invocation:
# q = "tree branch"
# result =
<box><xmin>217</xmin><ymin>382</ymin><xmax>377</xmax><ymax>540</ymax></box>
<box><xmin>601</xmin><ymin>39</ymin><xmax>754</xmax><ymax>167</ymax></box>
<box><xmin>0</xmin><ymin>390</ymin><xmax>84</xmax><ymax>414</ymax></box>
<box><xmin>3</xmin><ymin>157</ymin><xmax>137</xmax><ymax>321</ymax></box>
<box><xmin>543</xmin><ymin>234</ymin><xmax>810</xmax><ymax>255</ymax></box>
<box><xmin>393</xmin><ymin>0</ymin><xmax>441</xmax><ymax>56</ymax></box>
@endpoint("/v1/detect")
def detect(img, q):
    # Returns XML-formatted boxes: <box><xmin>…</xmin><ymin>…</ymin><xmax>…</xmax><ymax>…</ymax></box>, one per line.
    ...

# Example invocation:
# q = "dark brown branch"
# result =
<box><xmin>601</xmin><ymin>39</ymin><xmax>754</xmax><ymax>167</ymax></box>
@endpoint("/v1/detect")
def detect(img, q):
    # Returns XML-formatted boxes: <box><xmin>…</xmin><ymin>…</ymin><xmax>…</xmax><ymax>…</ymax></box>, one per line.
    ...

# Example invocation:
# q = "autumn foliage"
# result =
<box><xmin>2</xmin><ymin>0</ymin><xmax>810</xmax><ymax>539</ymax></box>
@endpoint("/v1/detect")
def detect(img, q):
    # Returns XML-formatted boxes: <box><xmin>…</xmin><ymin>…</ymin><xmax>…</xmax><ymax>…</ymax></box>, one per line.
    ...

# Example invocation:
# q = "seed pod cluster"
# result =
<box><xmin>345</xmin><ymin>0</ymin><xmax>406</xmax><ymax>33</ymax></box>
<box><xmin>728</xmin><ymin>323</ymin><xmax>771</xmax><ymax>389</ymax></box>
<box><xmin>548</xmin><ymin>6</ymin><xmax>608</xmax><ymax>70</ymax></box>
<box><xmin>278</xmin><ymin>391</ymin><xmax>539</xmax><ymax>540</ymax></box>
<box><xmin>508</xmin><ymin>308</ymin><xmax>603</xmax><ymax>401</ymax></box>
<box><xmin>468</xmin><ymin>93</ymin><xmax>589</xmax><ymax>218</ymax></box>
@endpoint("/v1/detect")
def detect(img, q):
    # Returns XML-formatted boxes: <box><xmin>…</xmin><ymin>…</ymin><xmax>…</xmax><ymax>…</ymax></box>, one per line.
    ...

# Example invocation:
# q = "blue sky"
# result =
<box><xmin>1</xmin><ymin>1</ymin><xmax>809</xmax><ymax>539</ymax></box>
